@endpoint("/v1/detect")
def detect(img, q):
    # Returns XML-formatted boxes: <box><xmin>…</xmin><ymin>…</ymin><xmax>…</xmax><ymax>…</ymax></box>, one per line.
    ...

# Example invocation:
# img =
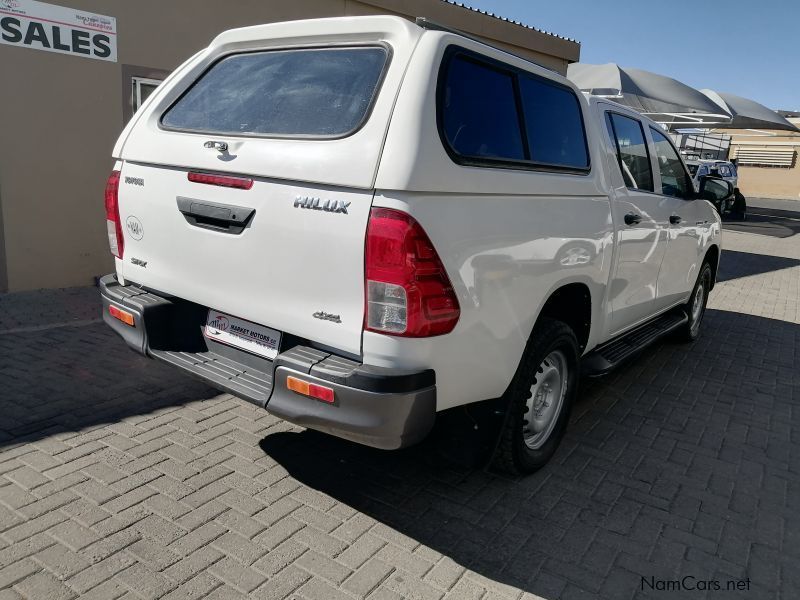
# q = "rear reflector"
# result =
<box><xmin>188</xmin><ymin>171</ymin><xmax>253</xmax><ymax>190</ymax></box>
<box><xmin>286</xmin><ymin>376</ymin><xmax>335</xmax><ymax>403</ymax></box>
<box><xmin>108</xmin><ymin>305</ymin><xmax>135</xmax><ymax>327</ymax></box>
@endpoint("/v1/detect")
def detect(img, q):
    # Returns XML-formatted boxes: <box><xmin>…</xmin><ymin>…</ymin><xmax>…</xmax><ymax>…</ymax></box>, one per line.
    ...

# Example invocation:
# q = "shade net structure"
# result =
<box><xmin>567</xmin><ymin>63</ymin><xmax>731</xmax><ymax>128</ymax></box>
<box><xmin>701</xmin><ymin>90</ymin><xmax>800</xmax><ymax>133</ymax></box>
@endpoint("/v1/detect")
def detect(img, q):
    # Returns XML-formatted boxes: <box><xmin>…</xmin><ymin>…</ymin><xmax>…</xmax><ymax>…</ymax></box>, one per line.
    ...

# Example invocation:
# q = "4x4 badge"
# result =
<box><xmin>313</xmin><ymin>311</ymin><xmax>342</xmax><ymax>324</ymax></box>
<box><xmin>294</xmin><ymin>196</ymin><xmax>350</xmax><ymax>214</ymax></box>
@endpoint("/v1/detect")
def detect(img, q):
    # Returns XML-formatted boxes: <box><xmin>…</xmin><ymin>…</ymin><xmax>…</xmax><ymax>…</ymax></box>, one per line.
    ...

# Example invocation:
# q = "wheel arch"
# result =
<box><xmin>536</xmin><ymin>281</ymin><xmax>593</xmax><ymax>352</ymax></box>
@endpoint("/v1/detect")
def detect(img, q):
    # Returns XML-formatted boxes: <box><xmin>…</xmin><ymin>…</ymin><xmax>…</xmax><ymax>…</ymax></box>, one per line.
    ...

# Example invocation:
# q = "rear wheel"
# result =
<box><xmin>676</xmin><ymin>262</ymin><xmax>712</xmax><ymax>342</ymax></box>
<box><xmin>493</xmin><ymin>318</ymin><xmax>579</xmax><ymax>474</ymax></box>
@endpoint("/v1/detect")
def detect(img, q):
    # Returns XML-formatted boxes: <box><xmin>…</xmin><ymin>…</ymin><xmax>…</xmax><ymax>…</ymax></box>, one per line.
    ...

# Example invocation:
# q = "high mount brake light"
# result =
<box><xmin>365</xmin><ymin>207</ymin><xmax>460</xmax><ymax>337</ymax></box>
<box><xmin>188</xmin><ymin>171</ymin><xmax>254</xmax><ymax>190</ymax></box>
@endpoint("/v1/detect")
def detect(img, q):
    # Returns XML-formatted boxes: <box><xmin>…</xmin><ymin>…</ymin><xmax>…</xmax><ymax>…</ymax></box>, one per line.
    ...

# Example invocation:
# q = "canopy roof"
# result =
<box><xmin>701</xmin><ymin>90</ymin><xmax>800</xmax><ymax>133</ymax></box>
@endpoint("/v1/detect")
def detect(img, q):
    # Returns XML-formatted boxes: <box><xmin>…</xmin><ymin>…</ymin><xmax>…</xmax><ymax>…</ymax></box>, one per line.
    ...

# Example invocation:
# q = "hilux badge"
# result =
<box><xmin>294</xmin><ymin>196</ymin><xmax>350</xmax><ymax>214</ymax></box>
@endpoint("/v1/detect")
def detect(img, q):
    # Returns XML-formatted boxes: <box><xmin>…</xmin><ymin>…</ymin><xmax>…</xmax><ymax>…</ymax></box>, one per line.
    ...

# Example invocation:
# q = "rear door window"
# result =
<box><xmin>605</xmin><ymin>113</ymin><xmax>654</xmax><ymax>192</ymax></box>
<box><xmin>161</xmin><ymin>47</ymin><xmax>388</xmax><ymax>138</ymax></box>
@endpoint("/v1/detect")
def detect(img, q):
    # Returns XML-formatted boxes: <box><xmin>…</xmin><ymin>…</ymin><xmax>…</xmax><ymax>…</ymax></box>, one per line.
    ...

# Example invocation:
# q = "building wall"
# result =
<box><xmin>0</xmin><ymin>0</ymin><xmax>579</xmax><ymax>292</ymax></box>
<box><xmin>735</xmin><ymin>163</ymin><xmax>800</xmax><ymax>199</ymax></box>
<box><xmin>723</xmin><ymin>118</ymin><xmax>800</xmax><ymax>200</ymax></box>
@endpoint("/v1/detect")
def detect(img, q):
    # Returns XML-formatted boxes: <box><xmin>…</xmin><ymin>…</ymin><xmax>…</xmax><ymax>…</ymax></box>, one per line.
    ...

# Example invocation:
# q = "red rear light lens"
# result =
<box><xmin>365</xmin><ymin>207</ymin><xmax>460</xmax><ymax>337</ymax></box>
<box><xmin>104</xmin><ymin>170</ymin><xmax>123</xmax><ymax>258</ymax></box>
<box><xmin>188</xmin><ymin>171</ymin><xmax>253</xmax><ymax>190</ymax></box>
<box><xmin>308</xmin><ymin>383</ymin><xmax>335</xmax><ymax>403</ymax></box>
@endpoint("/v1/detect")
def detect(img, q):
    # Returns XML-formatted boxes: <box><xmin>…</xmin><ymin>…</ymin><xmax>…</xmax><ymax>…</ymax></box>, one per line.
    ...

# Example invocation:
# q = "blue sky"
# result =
<box><xmin>464</xmin><ymin>0</ymin><xmax>799</xmax><ymax>111</ymax></box>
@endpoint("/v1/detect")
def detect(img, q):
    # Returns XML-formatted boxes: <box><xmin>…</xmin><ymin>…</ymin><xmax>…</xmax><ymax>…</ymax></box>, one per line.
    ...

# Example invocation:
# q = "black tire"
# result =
<box><xmin>676</xmin><ymin>262</ymin><xmax>712</xmax><ymax>342</ymax></box>
<box><xmin>732</xmin><ymin>190</ymin><xmax>747</xmax><ymax>220</ymax></box>
<box><xmin>492</xmin><ymin>318</ymin><xmax>579</xmax><ymax>475</ymax></box>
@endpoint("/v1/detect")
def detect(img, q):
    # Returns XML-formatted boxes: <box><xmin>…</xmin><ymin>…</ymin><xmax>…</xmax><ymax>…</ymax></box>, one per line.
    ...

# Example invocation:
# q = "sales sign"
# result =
<box><xmin>0</xmin><ymin>0</ymin><xmax>116</xmax><ymax>62</ymax></box>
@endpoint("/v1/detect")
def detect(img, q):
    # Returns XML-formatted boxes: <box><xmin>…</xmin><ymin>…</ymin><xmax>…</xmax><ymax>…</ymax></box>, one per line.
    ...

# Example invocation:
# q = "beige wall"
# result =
<box><xmin>735</xmin><ymin>162</ymin><xmax>800</xmax><ymax>200</ymax></box>
<box><xmin>0</xmin><ymin>0</ymin><xmax>578</xmax><ymax>292</ymax></box>
<box><xmin>724</xmin><ymin>120</ymin><xmax>800</xmax><ymax>200</ymax></box>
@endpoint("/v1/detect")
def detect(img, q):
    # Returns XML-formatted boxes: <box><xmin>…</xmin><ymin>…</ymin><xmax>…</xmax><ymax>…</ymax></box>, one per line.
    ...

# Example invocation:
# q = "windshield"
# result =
<box><xmin>161</xmin><ymin>46</ymin><xmax>388</xmax><ymax>137</ymax></box>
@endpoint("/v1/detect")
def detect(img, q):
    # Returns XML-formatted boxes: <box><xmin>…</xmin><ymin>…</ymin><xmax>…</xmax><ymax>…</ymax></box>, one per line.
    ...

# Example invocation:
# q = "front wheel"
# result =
<box><xmin>732</xmin><ymin>190</ymin><xmax>747</xmax><ymax>220</ymax></box>
<box><xmin>676</xmin><ymin>262</ymin><xmax>712</xmax><ymax>342</ymax></box>
<box><xmin>493</xmin><ymin>318</ymin><xmax>579</xmax><ymax>474</ymax></box>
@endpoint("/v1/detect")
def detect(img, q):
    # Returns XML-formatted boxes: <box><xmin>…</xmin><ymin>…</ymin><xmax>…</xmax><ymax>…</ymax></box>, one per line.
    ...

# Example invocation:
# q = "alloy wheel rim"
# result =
<box><xmin>523</xmin><ymin>350</ymin><xmax>568</xmax><ymax>450</ymax></box>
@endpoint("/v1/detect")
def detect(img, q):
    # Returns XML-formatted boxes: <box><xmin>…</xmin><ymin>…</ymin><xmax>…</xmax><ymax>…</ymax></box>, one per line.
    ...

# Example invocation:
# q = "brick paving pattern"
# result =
<box><xmin>1</xmin><ymin>207</ymin><xmax>798</xmax><ymax>599</ymax></box>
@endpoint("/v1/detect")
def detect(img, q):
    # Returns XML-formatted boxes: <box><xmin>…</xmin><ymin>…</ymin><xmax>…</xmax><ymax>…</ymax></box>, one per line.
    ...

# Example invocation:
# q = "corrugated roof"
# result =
<box><xmin>439</xmin><ymin>0</ymin><xmax>579</xmax><ymax>43</ymax></box>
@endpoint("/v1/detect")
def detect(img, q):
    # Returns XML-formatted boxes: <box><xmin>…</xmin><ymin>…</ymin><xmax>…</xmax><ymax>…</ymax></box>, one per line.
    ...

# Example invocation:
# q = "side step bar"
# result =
<box><xmin>581</xmin><ymin>310</ymin><xmax>687</xmax><ymax>377</ymax></box>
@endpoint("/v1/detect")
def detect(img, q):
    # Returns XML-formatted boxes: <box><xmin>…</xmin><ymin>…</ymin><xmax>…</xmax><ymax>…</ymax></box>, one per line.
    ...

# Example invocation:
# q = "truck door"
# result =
<box><xmin>647</xmin><ymin>126</ymin><xmax>707</xmax><ymax>310</ymax></box>
<box><xmin>602</xmin><ymin>109</ymin><xmax>670</xmax><ymax>335</ymax></box>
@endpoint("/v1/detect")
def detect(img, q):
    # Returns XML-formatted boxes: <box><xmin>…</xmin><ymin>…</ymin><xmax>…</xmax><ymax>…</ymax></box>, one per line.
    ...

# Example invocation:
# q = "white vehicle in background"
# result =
<box><xmin>686</xmin><ymin>158</ymin><xmax>738</xmax><ymax>190</ymax></box>
<box><xmin>100</xmin><ymin>16</ymin><xmax>727</xmax><ymax>473</ymax></box>
<box><xmin>685</xmin><ymin>158</ymin><xmax>744</xmax><ymax>217</ymax></box>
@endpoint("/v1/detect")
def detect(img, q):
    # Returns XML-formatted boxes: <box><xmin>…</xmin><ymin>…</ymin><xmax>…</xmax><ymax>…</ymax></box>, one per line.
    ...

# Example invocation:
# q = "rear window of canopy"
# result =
<box><xmin>161</xmin><ymin>46</ymin><xmax>388</xmax><ymax>138</ymax></box>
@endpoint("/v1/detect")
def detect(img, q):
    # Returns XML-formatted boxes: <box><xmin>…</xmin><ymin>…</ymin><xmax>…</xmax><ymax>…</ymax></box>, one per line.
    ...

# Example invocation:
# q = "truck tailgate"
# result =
<box><xmin>117</xmin><ymin>162</ymin><xmax>371</xmax><ymax>356</ymax></box>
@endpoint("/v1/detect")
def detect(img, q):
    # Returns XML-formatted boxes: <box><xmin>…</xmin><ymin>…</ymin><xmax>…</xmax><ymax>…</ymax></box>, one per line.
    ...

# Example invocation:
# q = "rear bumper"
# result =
<box><xmin>99</xmin><ymin>274</ymin><xmax>435</xmax><ymax>449</ymax></box>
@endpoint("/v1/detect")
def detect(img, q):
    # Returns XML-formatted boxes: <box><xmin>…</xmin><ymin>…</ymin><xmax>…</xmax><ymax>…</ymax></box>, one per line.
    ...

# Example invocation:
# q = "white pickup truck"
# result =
<box><xmin>100</xmin><ymin>16</ymin><xmax>729</xmax><ymax>473</ymax></box>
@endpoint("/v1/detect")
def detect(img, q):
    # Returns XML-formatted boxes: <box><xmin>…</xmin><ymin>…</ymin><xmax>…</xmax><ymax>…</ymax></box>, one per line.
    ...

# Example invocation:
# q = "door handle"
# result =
<box><xmin>669</xmin><ymin>215</ymin><xmax>682</xmax><ymax>225</ymax></box>
<box><xmin>624</xmin><ymin>213</ymin><xmax>642</xmax><ymax>226</ymax></box>
<box><xmin>176</xmin><ymin>197</ymin><xmax>255</xmax><ymax>234</ymax></box>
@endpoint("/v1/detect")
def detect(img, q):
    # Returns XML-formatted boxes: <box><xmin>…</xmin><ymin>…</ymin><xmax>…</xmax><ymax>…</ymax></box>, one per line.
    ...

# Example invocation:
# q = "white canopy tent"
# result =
<box><xmin>701</xmin><ymin>90</ymin><xmax>800</xmax><ymax>133</ymax></box>
<box><xmin>567</xmin><ymin>63</ymin><xmax>799</xmax><ymax>133</ymax></box>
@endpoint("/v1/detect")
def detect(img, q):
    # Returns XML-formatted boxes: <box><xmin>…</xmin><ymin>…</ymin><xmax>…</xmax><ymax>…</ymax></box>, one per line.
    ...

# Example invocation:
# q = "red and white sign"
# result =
<box><xmin>0</xmin><ymin>0</ymin><xmax>116</xmax><ymax>62</ymax></box>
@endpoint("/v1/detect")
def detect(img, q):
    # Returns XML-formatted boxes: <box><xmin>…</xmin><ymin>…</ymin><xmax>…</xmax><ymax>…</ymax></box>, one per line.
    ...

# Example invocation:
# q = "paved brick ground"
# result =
<box><xmin>0</xmin><ymin>210</ymin><xmax>798</xmax><ymax>600</ymax></box>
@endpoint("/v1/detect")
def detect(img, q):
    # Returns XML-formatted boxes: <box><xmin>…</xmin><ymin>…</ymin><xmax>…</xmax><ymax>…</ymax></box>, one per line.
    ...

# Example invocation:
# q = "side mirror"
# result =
<box><xmin>697</xmin><ymin>175</ymin><xmax>733</xmax><ymax>202</ymax></box>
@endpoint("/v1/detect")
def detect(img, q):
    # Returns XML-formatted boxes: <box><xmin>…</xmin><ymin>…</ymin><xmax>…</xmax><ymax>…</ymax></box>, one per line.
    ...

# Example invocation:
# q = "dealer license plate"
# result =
<box><xmin>204</xmin><ymin>310</ymin><xmax>281</xmax><ymax>360</ymax></box>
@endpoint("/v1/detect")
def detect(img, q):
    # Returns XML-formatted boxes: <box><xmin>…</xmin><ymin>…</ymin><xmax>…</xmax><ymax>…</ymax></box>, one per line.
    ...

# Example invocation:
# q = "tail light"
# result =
<box><xmin>365</xmin><ymin>207</ymin><xmax>460</xmax><ymax>337</ymax></box>
<box><xmin>105</xmin><ymin>170</ymin><xmax>123</xmax><ymax>258</ymax></box>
